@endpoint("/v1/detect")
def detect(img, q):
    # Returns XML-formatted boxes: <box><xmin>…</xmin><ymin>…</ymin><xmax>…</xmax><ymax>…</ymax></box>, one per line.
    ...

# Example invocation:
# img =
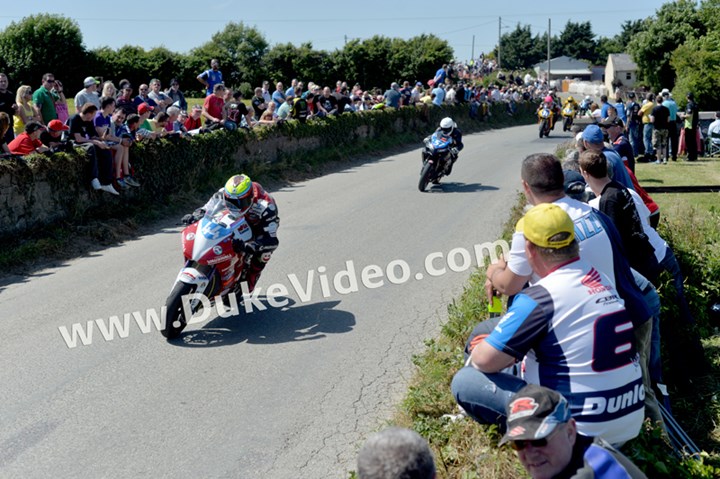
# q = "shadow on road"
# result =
<box><xmin>425</xmin><ymin>182</ymin><xmax>499</xmax><ymax>193</ymax></box>
<box><xmin>170</xmin><ymin>297</ymin><xmax>355</xmax><ymax>348</ymax></box>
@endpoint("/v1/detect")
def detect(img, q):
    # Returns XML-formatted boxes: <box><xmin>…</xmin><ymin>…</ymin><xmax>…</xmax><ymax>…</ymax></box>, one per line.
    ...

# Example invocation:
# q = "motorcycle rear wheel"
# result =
<box><xmin>162</xmin><ymin>281</ymin><xmax>197</xmax><ymax>339</ymax></box>
<box><xmin>418</xmin><ymin>162</ymin><xmax>433</xmax><ymax>192</ymax></box>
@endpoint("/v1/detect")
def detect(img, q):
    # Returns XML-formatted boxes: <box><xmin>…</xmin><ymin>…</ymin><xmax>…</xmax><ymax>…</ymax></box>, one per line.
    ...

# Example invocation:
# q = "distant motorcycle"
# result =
<box><xmin>537</xmin><ymin>106</ymin><xmax>553</xmax><ymax>138</ymax></box>
<box><xmin>162</xmin><ymin>203</ymin><xmax>255</xmax><ymax>339</ymax></box>
<box><xmin>562</xmin><ymin>104</ymin><xmax>577</xmax><ymax>131</ymax></box>
<box><xmin>418</xmin><ymin>131</ymin><xmax>454</xmax><ymax>191</ymax></box>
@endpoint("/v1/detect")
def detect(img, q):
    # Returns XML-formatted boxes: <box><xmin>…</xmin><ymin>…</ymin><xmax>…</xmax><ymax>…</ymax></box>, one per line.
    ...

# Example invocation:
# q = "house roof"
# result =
<box><xmin>608</xmin><ymin>53</ymin><xmax>637</xmax><ymax>71</ymax></box>
<box><xmin>534</xmin><ymin>55</ymin><xmax>590</xmax><ymax>72</ymax></box>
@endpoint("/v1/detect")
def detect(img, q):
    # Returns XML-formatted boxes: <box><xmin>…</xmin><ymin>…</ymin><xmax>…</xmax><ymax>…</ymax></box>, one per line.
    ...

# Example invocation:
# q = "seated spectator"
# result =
<box><xmin>137</xmin><ymin>103</ymin><xmax>155</xmax><ymax>131</ymax></box>
<box><xmin>271</xmin><ymin>82</ymin><xmax>286</xmax><ymax>108</ymax></box>
<box><xmin>116</xmin><ymin>85</ymin><xmax>137</xmax><ymax>116</ymax></box>
<box><xmin>93</xmin><ymin>97</ymin><xmax>116</xmax><ymax>138</ymax></box>
<box><xmin>176</xmin><ymin>110</ymin><xmax>189</xmax><ymax>133</ymax></box>
<box><xmin>133</xmin><ymin>84</ymin><xmax>158</xmax><ymax>114</ymax></box>
<box><xmin>452</xmin><ymin>204</ymin><xmax>645</xmax><ymax>445</ymax></box>
<box><xmin>316</xmin><ymin>87</ymin><xmax>338</xmax><ymax>116</ymax></box>
<box><xmin>708</xmin><ymin>111</ymin><xmax>720</xmax><ymax>145</ymax></box>
<box><xmin>165</xmin><ymin>78</ymin><xmax>187</xmax><ymax>112</ymax></box>
<box><xmin>224</xmin><ymin>91</ymin><xmax>247</xmax><ymax>129</ymax></box>
<box><xmin>184</xmin><ymin>105</ymin><xmax>203</xmax><ymax>133</ymax></box>
<box><xmin>257</xmin><ymin>102</ymin><xmax>278</xmax><ymax>125</ymax></box>
<box><xmin>104</xmin><ymin>108</ymin><xmax>139</xmax><ymax>188</ymax></box>
<box><xmin>202</xmin><ymin>83</ymin><xmax>229</xmax><ymax>130</ymax></box>
<box><xmin>148</xmin><ymin>78</ymin><xmax>173</xmax><ymax>115</ymax></box>
<box><xmin>68</xmin><ymin>103</ymin><xmax>117</xmax><ymax>195</ymax></box>
<box><xmin>147</xmin><ymin>112</ymin><xmax>174</xmax><ymax>137</ymax></box>
<box><xmin>74</xmin><ymin>77</ymin><xmax>101</xmax><ymax>110</ymax></box>
<box><xmin>277</xmin><ymin>93</ymin><xmax>293</xmax><ymax>120</ymax></box>
<box><xmin>39</xmin><ymin>119</ymin><xmax>71</xmax><ymax>151</ymax></box>
<box><xmin>165</xmin><ymin>106</ymin><xmax>186</xmax><ymax>134</ymax></box>
<box><xmin>251</xmin><ymin>87</ymin><xmax>267</xmax><ymax>120</ymax></box>
<box><xmin>125</xmin><ymin>113</ymin><xmax>143</xmax><ymax>141</ymax></box>
<box><xmin>502</xmin><ymin>384</ymin><xmax>647</xmax><ymax>479</ymax></box>
<box><xmin>356</xmin><ymin>427</ymin><xmax>436</xmax><ymax>479</ymax></box>
<box><xmin>291</xmin><ymin>92</ymin><xmax>311</xmax><ymax>122</ymax></box>
<box><xmin>13</xmin><ymin>85</ymin><xmax>41</xmax><ymax>135</ymax></box>
<box><xmin>8</xmin><ymin>121</ymin><xmax>49</xmax><ymax>156</ymax></box>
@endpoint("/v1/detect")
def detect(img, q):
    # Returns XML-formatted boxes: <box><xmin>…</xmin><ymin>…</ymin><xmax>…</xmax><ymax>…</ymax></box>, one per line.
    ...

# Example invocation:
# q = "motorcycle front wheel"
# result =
<box><xmin>418</xmin><ymin>162</ymin><xmax>433</xmax><ymax>192</ymax></box>
<box><xmin>162</xmin><ymin>281</ymin><xmax>197</xmax><ymax>339</ymax></box>
<box><xmin>539</xmin><ymin>120</ymin><xmax>546</xmax><ymax>138</ymax></box>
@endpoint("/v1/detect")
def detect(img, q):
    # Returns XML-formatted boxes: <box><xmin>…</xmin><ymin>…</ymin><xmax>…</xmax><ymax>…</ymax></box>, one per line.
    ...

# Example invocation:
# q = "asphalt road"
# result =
<box><xmin>0</xmin><ymin>123</ymin><xmax>571</xmax><ymax>478</ymax></box>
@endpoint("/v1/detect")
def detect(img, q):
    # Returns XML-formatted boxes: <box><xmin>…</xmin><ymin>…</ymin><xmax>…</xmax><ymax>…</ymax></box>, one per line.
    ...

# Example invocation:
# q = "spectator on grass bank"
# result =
<box><xmin>356</xmin><ymin>427</ymin><xmax>436</xmax><ymax>479</ymax></box>
<box><xmin>105</xmin><ymin>108</ymin><xmax>138</xmax><ymax>188</ymax></box>
<box><xmin>133</xmin><ymin>84</ymin><xmax>158</xmax><ymax>114</ymax></box>
<box><xmin>52</xmin><ymin>79</ymin><xmax>69</xmax><ymax>124</ymax></box>
<box><xmin>165</xmin><ymin>78</ymin><xmax>187</xmax><ymax>112</ymax></box>
<box><xmin>8</xmin><ymin>121</ymin><xmax>48</xmax><ymax>156</ymax></box>
<box><xmin>431</xmin><ymin>83</ymin><xmax>445</xmax><ymax>106</ymax></box>
<box><xmin>272</xmin><ymin>82</ymin><xmax>286</xmax><ymax>108</ymax></box>
<box><xmin>93</xmin><ymin>96</ymin><xmax>116</xmax><ymax>138</ymax></box>
<box><xmin>681</xmin><ymin>92</ymin><xmax>699</xmax><ymax>161</ymax></box>
<box><xmin>502</xmin><ymin>385</ymin><xmax>647</xmax><ymax>479</ymax></box>
<box><xmin>316</xmin><ymin>87</ymin><xmax>338</xmax><ymax>116</ymax></box>
<box><xmin>68</xmin><ymin>103</ymin><xmax>117</xmax><ymax>195</ymax></box>
<box><xmin>383</xmin><ymin>82</ymin><xmax>401</xmax><ymax>109</ymax></box>
<box><xmin>33</xmin><ymin>73</ymin><xmax>59</xmax><ymax>125</ymax></box>
<box><xmin>101</xmin><ymin>81</ymin><xmax>117</xmax><ymax>100</ymax></box>
<box><xmin>116</xmin><ymin>85</ymin><xmax>137</xmax><ymax>116</ymax></box>
<box><xmin>251</xmin><ymin>87</ymin><xmax>268</xmax><ymax>120</ymax></box>
<box><xmin>639</xmin><ymin>93</ymin><xmax>656</xmax><ymax>162</ymax></box>
<box><xmin>197</xmin><ymin>59</ymin><xmax>223</xmax><ymax>97</ymax></box>
<box><xmin>185</xmin><ymin>105</ymin><xmax>203</xmax><ymax>132</ymax></box>
<box><xmin>148</xmin><ymin>78</ymin><xmax>173</xmax><ymax>115</ymax></box>
<box><xmin>39</xmin><ymin>119</ymin><xmax>71</xmax><ymax>151</ymax></box>
<box><xmin>74</xmin><ymin>76</ymin><xmax>101</xmax><ymax>110</ymax></box>
<box><xmin>202</xmin><ymin>83</ymin><xmax>230</xmax><ymax>130</ymax></box>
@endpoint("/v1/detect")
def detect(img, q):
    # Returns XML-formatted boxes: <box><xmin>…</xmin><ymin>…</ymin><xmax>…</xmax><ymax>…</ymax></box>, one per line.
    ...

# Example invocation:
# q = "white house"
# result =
<box><xmin>533</xmin><ymin>56</ymin><xmax>592</xmax><ymax>82</ymax></box>
<box><xmin>605</xmin><ymin>53</ymin><xmax>638</xmax><ymax>96</ymax></box>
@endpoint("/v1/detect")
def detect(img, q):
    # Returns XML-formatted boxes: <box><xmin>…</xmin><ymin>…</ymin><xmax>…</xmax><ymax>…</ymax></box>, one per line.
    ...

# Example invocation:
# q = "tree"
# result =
<box><xmin>555</xmin><ymin>21</ymin><xmax>597</xmax><ymax>63</ymax></box>
<box><xmin>495</xmin><ymin>24</ymin><xmax>546</xmax><ymax>70</ymax></box>
<box><xmin>671</xmin><ymin>30</ymin><xmax>720</xmax><ymax>110</ymax></box>
<box><xmin>0</xmin><ymin>14</ymin><xmax>87</xmax><ymax>87</ymax></box>
<box><xmin>627</xmin><ymin>0</ymin><xmax>705</xmax><ymax>91</ymax></box>
<box><xmin>189</xmin><ymin>22</ymin><xmax>269</xmax><ymax>90</ymax></box>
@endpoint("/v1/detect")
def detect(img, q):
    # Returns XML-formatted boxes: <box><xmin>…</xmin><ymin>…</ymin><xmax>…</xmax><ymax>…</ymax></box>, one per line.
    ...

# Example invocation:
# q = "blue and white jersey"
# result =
<box><xmin>486</xmin><ymin>258</ymin><xmax>644</xmax><ymax>445</ymax></box>
<box><xmin>508</xmin><ymin>197</ymin><xmax>616</xmax><ymax>282</ymax></box>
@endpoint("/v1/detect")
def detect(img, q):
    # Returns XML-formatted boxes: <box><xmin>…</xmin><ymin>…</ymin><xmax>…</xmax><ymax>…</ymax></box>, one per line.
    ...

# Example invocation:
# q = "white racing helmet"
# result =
<box><xmin>440</xmin><ymin>117</ymin><xmax>456</xmax><ymax>135</ymax></box>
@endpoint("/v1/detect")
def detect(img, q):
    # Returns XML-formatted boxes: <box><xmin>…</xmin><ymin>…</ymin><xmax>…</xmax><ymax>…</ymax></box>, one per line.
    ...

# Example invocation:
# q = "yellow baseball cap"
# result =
<box><xmin>516</xmin><ymin>203</ymin><xmax>575</xmax><ymax>249</ymax></box>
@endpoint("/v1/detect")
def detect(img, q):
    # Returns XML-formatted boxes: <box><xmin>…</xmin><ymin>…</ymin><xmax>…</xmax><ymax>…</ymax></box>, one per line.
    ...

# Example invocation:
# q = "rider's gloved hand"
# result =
<box><xmin>450</xmin><ymin>147</ymin><xmax>459</xmax><ymax>159</ymax></box>
<box><xmin>181</xmin><ymin>214</ymin><xmax>195</xmax><ymax>225</ymax></box>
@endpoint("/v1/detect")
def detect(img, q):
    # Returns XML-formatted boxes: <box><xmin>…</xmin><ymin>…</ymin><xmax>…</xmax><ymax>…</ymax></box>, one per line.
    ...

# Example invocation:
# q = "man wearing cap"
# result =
<box><xmin>600</xmin><ymin>117</ymin><xmax>635</xmax><ymax>173</ymax></box>
<box><xmin>74</xmin><ymin>76</ymin><xmax>101</xmax><ymax>110</ymax></box>
<box><xmin>581</xmin><ymin>124</ymin><xmax>634</xmax><ymax>191</ymax></box>
<box><xmin>8</xmin><ymin>121</ymin><xmax>49</xmax><ymax>156</ymax></box>
<box><xmin>452</xmin><ymin>203</ymin><xmax>645</xmax><ymax>445</ymax></box>
<box><xmin>502</xmin><ymin>385</ymin><xmax>647</xmax><ymax>479</ymax></box>
<box><xmin>39</xmin><ymin>119</ymin><xmax>71</xmax><ymax>151</ymax></box>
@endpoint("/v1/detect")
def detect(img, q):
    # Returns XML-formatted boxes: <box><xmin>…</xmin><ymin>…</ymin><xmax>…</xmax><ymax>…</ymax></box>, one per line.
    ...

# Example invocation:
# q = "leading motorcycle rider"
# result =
<box><xmin>422</xmin><ymin>117</ymin><xmax>464</xmax><ymax>178</ymax></box>
<box><xmin>182</xmin><ymin>174</ymin><xmax>279</xmax><ymax>293</ymax></box>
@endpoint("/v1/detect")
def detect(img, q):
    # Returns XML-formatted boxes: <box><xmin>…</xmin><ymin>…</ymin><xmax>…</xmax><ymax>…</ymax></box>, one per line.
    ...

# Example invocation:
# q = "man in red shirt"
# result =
<box><xmin>202</xmin><ymin>83</ymin><xmax>227</xmax><ymax>129</ymax></box>
<box><xmin>9</xmin><ymin>121</ymin><xmax>49</xmax><ymax>156</ymax></box>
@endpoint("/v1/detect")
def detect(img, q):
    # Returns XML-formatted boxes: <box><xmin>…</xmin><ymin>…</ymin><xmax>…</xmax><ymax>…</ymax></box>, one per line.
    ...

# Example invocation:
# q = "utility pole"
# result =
<box><xmin>471</xmin><ymin>35</ymin><xmax>475</xmax><ymax>63</ymax></box>
<box><xmin>547</xmin><ymin>18</ymin><xmax>551</xmax><ymax>83</ymax></box>
<box><xmin>344</xmin><ymin>35</ymin><xmax>347</xmax><ymax>46</ymax></box>
<box><xmin>498</xmin><ymin>17</ymin><xmax>501</xmax><ymax>70</ymax></box>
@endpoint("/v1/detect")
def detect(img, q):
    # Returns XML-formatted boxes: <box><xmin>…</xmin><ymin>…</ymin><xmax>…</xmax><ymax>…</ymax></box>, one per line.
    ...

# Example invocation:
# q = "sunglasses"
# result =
<box><xmin>510</xmin><ymin>426</ymin><xmax>562</xmax><ymax>450</ymax></box>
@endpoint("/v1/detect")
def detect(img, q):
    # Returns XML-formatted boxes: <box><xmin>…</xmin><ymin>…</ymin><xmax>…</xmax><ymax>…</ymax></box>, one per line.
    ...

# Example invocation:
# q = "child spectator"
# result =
<box><xmin>8</xmin><ymin>121</ymin><xmax>49</xmax><ymax>156</ymax></box>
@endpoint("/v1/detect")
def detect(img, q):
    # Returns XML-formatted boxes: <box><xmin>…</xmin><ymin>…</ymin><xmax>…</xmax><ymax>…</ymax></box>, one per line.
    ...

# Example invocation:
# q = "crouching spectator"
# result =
<box><xmin>69</xmin><ymin>103</ymin><xmax>118</xmax><ymax>195</ymax></box>
<box><xmin>8</xmin><ymin>121</ymin><xmax>49</xmax><ymax>156</ymax></box>
<box><xmin>39</xmin><ymin>119</ymin><xmax>73</xmax><ymax>152</ymax></box>
<box><xmin>502</xmin><ymin>384</ymin><xmax>647</xmax><ymax>479</ymax></box>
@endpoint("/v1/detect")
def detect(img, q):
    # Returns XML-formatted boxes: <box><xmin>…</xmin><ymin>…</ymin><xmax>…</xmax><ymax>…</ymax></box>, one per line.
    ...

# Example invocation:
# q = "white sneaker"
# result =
<box><xmin>100</xmin><ymin>184</ymin><xmax>119</xmax><ymax>195</ymax></box>
<box><xmin>91</xmin><ymin>178</ymin><xmax>101</xmax><ymax>190</ymax></box>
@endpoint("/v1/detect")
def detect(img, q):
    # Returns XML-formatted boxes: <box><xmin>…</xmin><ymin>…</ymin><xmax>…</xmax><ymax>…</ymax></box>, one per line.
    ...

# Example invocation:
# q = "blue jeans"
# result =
<box><xmin>643</xmin><ymin>123</ymin><xmax>654</xmax><ymax>157</ymax></box>
<box><xmin>451</xmin><ymin>366</ymin><xmax>526</xmax><ymax>426</ymax></box>
<box><xmin>628</xmin><ymin>124</ymin><xmax>642</xmax><ymax>157</ymax></box>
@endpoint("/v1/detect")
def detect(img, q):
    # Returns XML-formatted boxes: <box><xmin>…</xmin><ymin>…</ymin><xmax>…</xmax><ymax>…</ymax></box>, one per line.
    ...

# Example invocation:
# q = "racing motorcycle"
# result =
<box><xmin>162</xmin><ymin>202</ymin><xmax>254</xmax><ymax>339</ymax></box>
<box><xmin>418</xmin><ymin>131</ymin><xmax>454</xmax><ymax>191</ymax></box>
<box><xmin>562</xmin><ymin>104</ymin><xmax>577</xmax><ymax>131</ymax></box>
<box><xmin>537</xmin><ymin>106</ymin><xmax>553</xmax><ymax>138</ymax></box>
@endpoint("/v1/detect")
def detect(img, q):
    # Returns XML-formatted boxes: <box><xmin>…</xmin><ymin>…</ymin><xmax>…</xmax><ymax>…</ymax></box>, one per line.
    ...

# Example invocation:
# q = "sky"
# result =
<box><xmin>1</xmin><ymin>0</ymin><xmax>669</xmax><ymax>64</ymax></box>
